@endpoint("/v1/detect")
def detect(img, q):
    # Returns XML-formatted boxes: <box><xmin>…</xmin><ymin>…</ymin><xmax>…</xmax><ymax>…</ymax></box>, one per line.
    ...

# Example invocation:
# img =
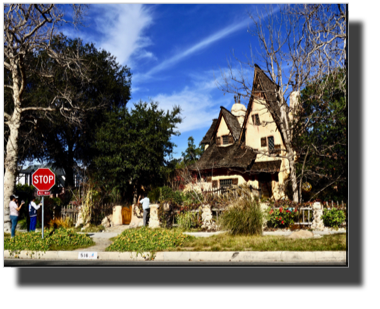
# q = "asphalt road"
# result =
<box><xmin>5</xmin><ymin>259</ymin><xmax>346</xmax><ymax>266</ymax></box>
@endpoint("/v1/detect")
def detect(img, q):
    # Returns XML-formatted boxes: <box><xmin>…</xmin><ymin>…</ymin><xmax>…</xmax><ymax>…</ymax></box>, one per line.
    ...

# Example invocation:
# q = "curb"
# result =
<box><xmin>4</xmin><ymin>250</ymin><xmax>346</xmax><ymax>263</ymax></box>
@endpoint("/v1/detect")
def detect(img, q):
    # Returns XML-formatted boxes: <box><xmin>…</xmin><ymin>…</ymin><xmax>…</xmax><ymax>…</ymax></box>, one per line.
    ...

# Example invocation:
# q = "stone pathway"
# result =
<box><xmin>75</xmin><ymin>225</ymin><xmax>133</xmax><ymax>252</ymax></box>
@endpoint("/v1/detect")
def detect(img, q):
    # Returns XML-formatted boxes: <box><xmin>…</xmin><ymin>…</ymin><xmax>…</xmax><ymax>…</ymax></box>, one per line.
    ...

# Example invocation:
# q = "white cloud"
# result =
<box><xmin>151</xmin><ymin>71</ymin><xmax>233</xmax><ymax>133</ymax></box>
<box><xmin>94</xmin><ymin>4</ymin><xmax>154</xmax><ymax>66</ymax></box>
<box><xmin>68</xmin><ymin>4</ymin><xmax>154</xmax><ymax>67</ymax></box>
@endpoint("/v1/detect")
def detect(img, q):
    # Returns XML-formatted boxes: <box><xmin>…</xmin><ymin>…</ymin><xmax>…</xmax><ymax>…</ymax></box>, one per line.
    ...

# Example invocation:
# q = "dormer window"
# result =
<box><xmin>217</xmin><ymin>135</ymin><xmax>234</xmax><ymax>146</ymax></box>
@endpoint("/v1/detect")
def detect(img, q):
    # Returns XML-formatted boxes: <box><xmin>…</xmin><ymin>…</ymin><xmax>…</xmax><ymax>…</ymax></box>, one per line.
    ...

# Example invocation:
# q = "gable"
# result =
<box><xmin>239</xmin><ymin>64</ymin><xmax>286</xmax><ymax>146</ymax></box>
<box><xmin>211</xmin><ymin>107</ymin><xmax>241</xmax><ymax>144</ymax></box>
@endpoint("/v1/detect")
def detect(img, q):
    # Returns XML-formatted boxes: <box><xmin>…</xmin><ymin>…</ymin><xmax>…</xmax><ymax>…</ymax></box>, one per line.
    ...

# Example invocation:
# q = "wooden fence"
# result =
<box><xmin>60</xmin><ymin>202</ymin><xmax>114</xmax><ymax>225</ymax></box>
<box><xmin>202</xmin><ymin>185</ymin><xmax>262</xmax><ymax>198</ymax></box>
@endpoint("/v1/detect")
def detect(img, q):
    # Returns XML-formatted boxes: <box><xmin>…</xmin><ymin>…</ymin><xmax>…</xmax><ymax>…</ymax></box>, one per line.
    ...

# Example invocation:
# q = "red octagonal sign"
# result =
<box><xmin>32</xmin><ymin>168</ymin><xmax>55</xmax><ymax>191</ymax></box>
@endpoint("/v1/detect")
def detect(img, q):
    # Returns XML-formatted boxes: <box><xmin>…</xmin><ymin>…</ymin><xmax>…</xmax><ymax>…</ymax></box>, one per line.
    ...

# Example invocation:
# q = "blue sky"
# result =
<box><xmin>62</xmin><ymin>4</ymin><xmax>277</xmax><ymax>159</ymax></box>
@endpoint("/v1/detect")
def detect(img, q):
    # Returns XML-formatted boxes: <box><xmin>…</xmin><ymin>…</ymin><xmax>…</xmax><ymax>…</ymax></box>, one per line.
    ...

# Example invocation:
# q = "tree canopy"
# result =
<box><xmin>92</xmin><ymin>101</ymin><xmax>182</xmax><ymax>201</ymax></box>
<box><xmin>294</xmin><ymin>69</ymin><xmax>347</xmax><ymax>201</ymax></box>
<box><xmin>6</xmin><ymin>37</ymin><xmax>132</xmax><ymax>187</ymax></box>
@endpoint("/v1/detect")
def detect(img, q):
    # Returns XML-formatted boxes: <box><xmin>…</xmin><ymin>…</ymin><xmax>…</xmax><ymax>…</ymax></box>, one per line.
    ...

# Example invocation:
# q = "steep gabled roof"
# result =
<box><xmin>200</xmin><ymin>119</ymin><xmax>218</xmax><ymax>145</ymax></box>
<box><xmin>220</xmin><ymin>107</ymin><xmax>241</xmax><ymax>140</ymax></box>
<box><xmin>209</xmin><ymin>107</ymin><xmax>241</xmax><ymax>144</ymax></box>
<box><xmin>239</xmin><ymin>64</ymin><xmax>286</xmax><ymax>144</ymax></box>
<box><xmin>187</xmin><ymin>143</ymin><xmax>256</xmax><ymax>171</ymax></box>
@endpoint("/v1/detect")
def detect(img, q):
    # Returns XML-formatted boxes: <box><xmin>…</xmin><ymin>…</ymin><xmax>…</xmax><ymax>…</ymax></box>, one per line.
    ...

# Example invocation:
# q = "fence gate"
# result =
<box><xmin>122</xmin><ymin>206</ymin><xmax>132</xmax><ymax>225</ymax></box>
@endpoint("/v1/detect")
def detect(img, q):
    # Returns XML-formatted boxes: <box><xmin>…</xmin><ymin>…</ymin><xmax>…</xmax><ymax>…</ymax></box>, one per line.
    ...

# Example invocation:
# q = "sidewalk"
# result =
<box><xmin>4</xmin><ymin>250</ymin><xmax>346</xmax><ymax>263</ymax></box>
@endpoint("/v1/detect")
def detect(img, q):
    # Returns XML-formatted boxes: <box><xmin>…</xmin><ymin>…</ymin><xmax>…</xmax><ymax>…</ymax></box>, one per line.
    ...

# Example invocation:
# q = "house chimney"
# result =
<box><xmin>231</xmin><ymin>94</ymin><xmax>246</xmax><ymax>127</ymax></box>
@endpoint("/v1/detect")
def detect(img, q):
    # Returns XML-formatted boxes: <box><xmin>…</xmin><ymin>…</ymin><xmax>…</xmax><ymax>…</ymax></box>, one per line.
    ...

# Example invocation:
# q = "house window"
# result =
<box><xmin>252</xmin><ymin>114</ymin><xmax>260</xmax><ymax>125</ymax></box>
<box><xmin>220</xmin><ymin>179</ymin><xmax>233</xmax><ymax>187</ymax></box>
<box><xmin>261</xmin><ymin>137</ymin><xmax>267</xmax><ymax>147</ymax></box>
<box><xmin>268</xmin><ymin>136</ymin><xmax>275</xmax><ymax>150</ymax></box>
<box><xmin>222</xmin><ymin>135</ymin><xmax>229</xmax><ymax>145</ymax></box>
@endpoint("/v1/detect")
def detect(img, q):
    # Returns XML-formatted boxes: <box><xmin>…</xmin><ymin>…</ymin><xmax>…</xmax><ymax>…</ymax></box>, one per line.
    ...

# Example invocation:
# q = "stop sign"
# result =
<box><xmin>32</xmin><ymin>168</ymin><xmax>55</xmax><ymax>191</ymax></box>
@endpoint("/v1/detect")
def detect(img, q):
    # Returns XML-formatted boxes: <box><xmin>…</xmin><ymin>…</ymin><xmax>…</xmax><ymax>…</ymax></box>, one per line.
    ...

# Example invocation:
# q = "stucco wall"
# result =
<box><xmin>246</xmin><ymin>98</ymin><xmax>284</xmax><ymax>163</ymax></box>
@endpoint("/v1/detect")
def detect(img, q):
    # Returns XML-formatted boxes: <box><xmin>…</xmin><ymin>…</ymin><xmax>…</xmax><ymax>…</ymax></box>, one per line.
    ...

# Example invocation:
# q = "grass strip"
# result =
<box><xmin>169</xmin><ymin>233</ymin><xmax>346</xmax><ymax>251</ymax></box>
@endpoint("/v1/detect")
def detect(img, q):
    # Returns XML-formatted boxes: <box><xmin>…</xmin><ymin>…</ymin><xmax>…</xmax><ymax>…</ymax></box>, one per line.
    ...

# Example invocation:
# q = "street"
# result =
<box><xmin>5</xmin><ymin>259</ymin><xmax>347</xmax><ymax>267</ymax></box>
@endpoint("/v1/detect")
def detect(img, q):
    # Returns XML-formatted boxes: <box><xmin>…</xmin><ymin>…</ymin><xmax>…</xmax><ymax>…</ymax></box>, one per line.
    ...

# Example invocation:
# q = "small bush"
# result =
<box><xmin>322</xmin><ymin>208</ymin><xmax>346</xmax><ymax>228</ymax></box>
<box><xmin>106</xmin><ymin>227</ymin><xmax>192</xmax><ymax>252</ymax></box>
<box><xmin>219</xmin><ymin>194</ymin><xmax>263</xmax><ymax>235</ymax></box>
<box><xmin>48</xmin><ymin>217</ymin><xmax>73</xmax><ymax>229</ymax></box>
<box><xmin>176</xmin><ymin>211</ymin><xmax>199</xmax><ymax>230</ymax></box>
<box><xmin>266</xmin><ymin>207</ymin><xmax>299</xmax><ymax>229</ymax></box>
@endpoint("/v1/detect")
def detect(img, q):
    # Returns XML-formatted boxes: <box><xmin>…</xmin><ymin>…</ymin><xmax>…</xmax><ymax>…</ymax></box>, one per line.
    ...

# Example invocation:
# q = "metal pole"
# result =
<box><xmin>42</xmin><ymin>196</ymin><xmax>44</xmax><ymax>239</ymax></box>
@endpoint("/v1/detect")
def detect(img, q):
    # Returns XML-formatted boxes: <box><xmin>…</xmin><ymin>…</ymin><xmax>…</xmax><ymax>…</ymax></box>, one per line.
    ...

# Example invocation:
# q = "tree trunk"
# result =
<box><xmin>4</xmin><ymin>112</ymin><xmax>22</xmax><ymax>232</ymax></box>
<box><xmin>65</xmin><ymin>142</ymin><xmax>75</xmax><ymax>188</ymax></box>
<box><xmin>287</xmin><ymin>151</ymin><xmax>299</xmax><ymax>203</ymax></box>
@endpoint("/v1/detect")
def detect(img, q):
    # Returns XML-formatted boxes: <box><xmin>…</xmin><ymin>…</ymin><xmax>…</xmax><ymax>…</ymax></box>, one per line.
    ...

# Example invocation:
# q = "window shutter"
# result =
<box><xmin>206</xmin><ymin>176</ymin><xmax>212</xmax><ymax>183</ymax></box>
<box><xmin>261</xmin><ymin>137</ymin><xmax>267</xmax><ymax>147</ymax></box>
<box><xmin>255</xmin><ymin>114</ymin><xmax>261</xmax><ymax>125</ymax></box>
<box><xmin>216</xmin><ymin>137</ymin><xmax>221</xmax><ymax>145</ymax></box>
<box><xmin>274</xmin><ymin>144</ymin><xmax>281</xmax><ymax>153</ymax></box>
<box><xmin>232</xmin><ymin>178</ymin><xmax>238</xmax><ymax>185</ymax></box>
<box><xmin>228</xmin><ymin>135</ymin><xmax>234</xmax><ymax>144</ymax></box>
<box><xmin>212</xmin><ymin>180</ymin><xmax>218</xmax><ymax>188</ymax></box>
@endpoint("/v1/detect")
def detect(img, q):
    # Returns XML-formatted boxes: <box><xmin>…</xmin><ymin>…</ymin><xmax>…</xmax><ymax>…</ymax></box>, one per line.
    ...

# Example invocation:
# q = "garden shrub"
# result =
<box><xmin>4</xmin><ymin>228</ymin><xmax>94</xmax><ymax>252</ymax></box>
<box><xmin>219</xmin><ymin>194</ymin><xmax>263</xmax><ymax>235</ymax></box>
<box><xmin>266</xmin><ymin>207</ymin><xmax>299</xmax><ymax>229</ymax></box>
<box><xmin>322</xmin><ymin>208</ymin><xmax>346</xmax><ymax>228</ymax></box>
<box><xmin>106</xmin><ymin>227</ymin><xmax>192</xmax><ymax>252</ymax></box>
<box><xmin>176</xmin><ymin>211</ymin><xmax>199</xmax><ymax>230</ymax></box>
<box><xmin>48</xmin><ymin>217</ymin><xmax>74</xmax><ymax>229</ymax></box>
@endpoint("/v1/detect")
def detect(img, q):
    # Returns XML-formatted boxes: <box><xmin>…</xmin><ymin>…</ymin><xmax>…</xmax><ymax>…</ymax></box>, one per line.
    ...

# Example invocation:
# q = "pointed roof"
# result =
<box><xmin>239</xmin><ymin>64</ymin><xmax>286</xmax><ymax>144</ymax></box>
<box><xmin>208</xmin><ymin>106</ymin><xmax>242</xmax><ymax>145</ymax></box>
<box><xmin>200</xmin><ymin>119</ymin><xmax>218</xmax><ymax>145</ymax></box>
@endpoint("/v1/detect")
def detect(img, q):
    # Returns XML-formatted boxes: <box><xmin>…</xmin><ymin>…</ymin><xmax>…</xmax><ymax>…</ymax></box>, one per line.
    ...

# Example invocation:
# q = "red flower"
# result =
<box><xmin>279</xmin><ymin>217</ymin><xmax>282</xmax><ymax>220</ymax></box>
<box><xmin>286</xmin><ymin>210</ymin><xmax>290</xmax><ymax>213</ymax></box>
<box><xmin>281</xmin><ymin>221</ymin><xmax>284</xmax><ymax>224</ymax></box>
<box><xmin>269</xmin><ymin>210</ymin><xmax>273</xmax><ymax>214</ymax></box>
<box><xmin>279</xmin><ymin>207</ymin><xmax>283</xmax><ymax>213</ymax></box>
<box><xmin>276</xmin><ymin>217</ymin><xmax>278</xmax><ymax>220</ymax></box>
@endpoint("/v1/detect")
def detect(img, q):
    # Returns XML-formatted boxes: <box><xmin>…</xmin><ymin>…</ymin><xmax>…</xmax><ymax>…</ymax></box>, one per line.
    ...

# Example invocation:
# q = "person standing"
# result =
<box><xmin>29</xmin><ymin>197</ymin><xmax>42</xmax><ymax>232</ymax></box>
<box><xmin>137</xmin><ymin>194</ymin><xmax>150</xmax><ymax>227</ymax></box>
<box><xmin>9</xmin><ymin>195</ymin><xmax>25</xmax><ymax>238</ymax></box>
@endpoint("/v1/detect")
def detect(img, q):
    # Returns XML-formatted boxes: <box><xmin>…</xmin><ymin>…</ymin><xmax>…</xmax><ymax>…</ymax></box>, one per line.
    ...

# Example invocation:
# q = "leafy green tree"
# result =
<box><xmin>181</xmin><ymin>136</ymin><xmax>204</xmax><ymax>166</ymax></box>
<box><xmin>294</xmin><ymin>69</ymin><xmax>347</xmax><ymax>201</ymax></box>
<box><xmin>8</xmin><ymin>37</ymin><xmax>132</xmax><ymax>187</ymax></box>
<box><xmin>92</xmin><ymin>101</ymin><xmax>182</xmax><ymax>201</ymax></box>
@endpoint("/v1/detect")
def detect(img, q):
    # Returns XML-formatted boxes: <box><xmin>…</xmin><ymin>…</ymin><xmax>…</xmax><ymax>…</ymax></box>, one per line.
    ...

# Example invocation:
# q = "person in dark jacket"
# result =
<box><xmin>29</xmin><ymin>197</ymin><xmax>42</xmax><ymax>232</ymax></box>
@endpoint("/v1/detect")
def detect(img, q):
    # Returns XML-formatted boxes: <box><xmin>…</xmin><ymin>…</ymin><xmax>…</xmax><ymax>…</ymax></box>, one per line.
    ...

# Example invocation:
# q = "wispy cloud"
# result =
<box><xmin>62</xmin><ymin>4</ymin><xmax>155</xmax><ymax>67</ymax></box>
<box><xmin>150</xmin><ymin>70</ymin><xmax>232</xmax><ymax>133</ymax></box>
<box><xmin>145</xmin><ymin>20</ymin><xmax>248</xmax><ymax>77</ymax></box>
<box><xmin>94</xmin><ymin>4</ymin><xmax>154</xmax><ymax>66</ymax></box>
<box><xmin>143</xmin><ymin>5</ymin><xmax>280</xmax><ymax>78</ymax></box>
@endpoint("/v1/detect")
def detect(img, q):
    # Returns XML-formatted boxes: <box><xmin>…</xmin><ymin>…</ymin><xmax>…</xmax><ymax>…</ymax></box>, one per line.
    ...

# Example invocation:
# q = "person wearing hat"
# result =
<box><xmin>29</xmin><ymin>197</ymin><xmax>42</xmax><ymax>232</ymax></box>
<box><xmin>9</xmin><ymin>195</ymin><xmax>25</xmax><ymax>238</ymax></box>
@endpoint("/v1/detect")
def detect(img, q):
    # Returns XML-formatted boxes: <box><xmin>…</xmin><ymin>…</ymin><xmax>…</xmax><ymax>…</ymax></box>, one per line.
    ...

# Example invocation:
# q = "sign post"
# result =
<box><xmin>32</xmin><ymin>168</ymin><xmax>55</xmax><ymax>239</ymax></box>
<box><xmin>42</xmin><ymin>196</ymin><xmax>44</xmax><ymax>239</ymax></box>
